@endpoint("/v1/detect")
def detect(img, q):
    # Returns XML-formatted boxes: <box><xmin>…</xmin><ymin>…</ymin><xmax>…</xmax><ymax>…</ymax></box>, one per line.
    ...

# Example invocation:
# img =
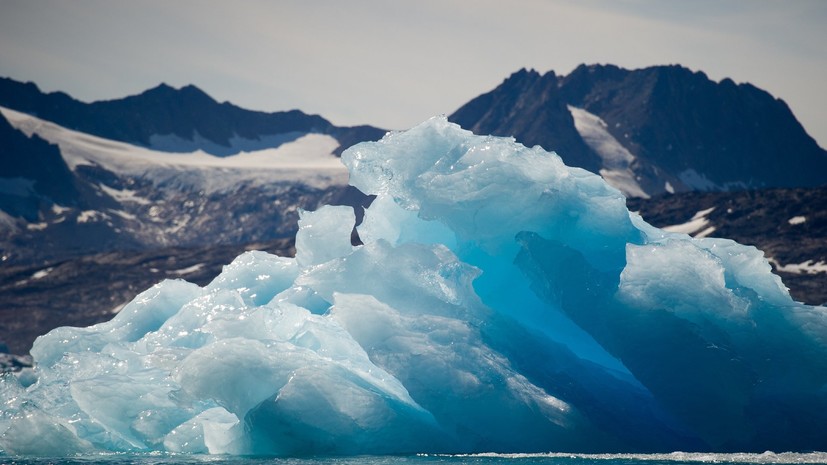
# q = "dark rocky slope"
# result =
<box><xmin>451</xmin><ymin>64</ymin><xmax>827</xmax><ymax>196</ymax></box>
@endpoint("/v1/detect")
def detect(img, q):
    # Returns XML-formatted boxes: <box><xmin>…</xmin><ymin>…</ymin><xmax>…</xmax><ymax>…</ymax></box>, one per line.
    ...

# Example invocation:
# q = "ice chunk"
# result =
<box><xmin>294</xmin><ymin>205</ymin><xmax>355</xmax><ymax>268</ymax></box>
<box><xmin>344</xmin><ymin>117</ymin><xmax>640</xmax><ymax>269</ymax></box>
<box><xmin>329</xmin><ymin>293</ymin><xmax>600</xmax><ymax>452</ymax></box>
<box><xmin>2</xmin><ymin>117</ymin><xmax>827</xmax><ymax>456</ymax></box>
<box><xmin>31</xmin><ymin>279</ymin><xmax>202</xmax><ymax>366</ymax></box>
<box><xmin>163</xmin><ymin>407</ymin><xmax>242</xmax><ymax>454</ymax></box>
<box><xmin>206</xmin><ymin>250</ymin><xmax>299</xmax><ymax>306</ymax></box>
<box><xmin>617</xmin><ymin>240</ymin><xmax>750</xmax><ymax>320</ymax></box>
<box><xmin>357</xmin><ymin>194</ymin><xmax>457</xmax><ymax>248</ymax></box>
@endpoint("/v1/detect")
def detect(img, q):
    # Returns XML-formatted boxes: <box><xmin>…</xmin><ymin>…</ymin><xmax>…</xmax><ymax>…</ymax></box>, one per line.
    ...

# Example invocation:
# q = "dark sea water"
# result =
<box><xmin>4</xmin><ymin>453</ymin><xmax>827</xmax><ymax>465</ymax></box>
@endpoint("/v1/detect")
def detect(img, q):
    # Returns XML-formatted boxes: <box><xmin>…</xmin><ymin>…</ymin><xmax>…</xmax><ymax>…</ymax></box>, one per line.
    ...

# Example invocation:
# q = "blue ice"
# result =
<box><xmin>2</xmin><ymin>117</ymin><xmax>826</xmax><ymax>456</ymax></box>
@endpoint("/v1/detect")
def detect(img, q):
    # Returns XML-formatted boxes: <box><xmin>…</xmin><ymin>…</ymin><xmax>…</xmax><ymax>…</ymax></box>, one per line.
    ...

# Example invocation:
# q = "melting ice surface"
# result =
<box><xmin>3</xmin><ymin>117</ymin><xmax>827</xmax><ymax>456</ymax></box>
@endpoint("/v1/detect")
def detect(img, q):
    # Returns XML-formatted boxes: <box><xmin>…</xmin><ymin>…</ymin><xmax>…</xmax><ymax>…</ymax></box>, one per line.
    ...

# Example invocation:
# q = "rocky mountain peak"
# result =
<box><xmin>453</xmin><ymin>63</ymin><xmax>827</xmax><ymax>197</ymax></box>
<box><xmin>138</xmin><ymin>82</ymin><xmax>215</xmax><ymax>105</ymax></box>
<box><xmin>450</xmin><ymin>67</ymin><xmax>602</xmax><ymax>172</ymax></box>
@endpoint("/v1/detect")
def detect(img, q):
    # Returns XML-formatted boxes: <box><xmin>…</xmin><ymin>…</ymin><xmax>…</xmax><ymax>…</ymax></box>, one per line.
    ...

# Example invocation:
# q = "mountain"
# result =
<box><xmin>0</xmin><ymin>106</ymin><xmax>371</xmax><ymax>266</ymax></box>
<box><xmin>0</xmin><ymin>77</ymin><xmax>386</xmax><ymax>266</ymax></box>
<box><xmin>0</xmin><ymin>77</ymin><xmax>385</xmax><ymax>156</ymax></box>
<box><xmin>0</xmin><ymin>79</ymin><xmax>386</xmax><ymax>353</ymax></box>
<box><xmin>450</xmin><ymin>64</ymin><xmax>827</xmax><ymax>197</ymax></box>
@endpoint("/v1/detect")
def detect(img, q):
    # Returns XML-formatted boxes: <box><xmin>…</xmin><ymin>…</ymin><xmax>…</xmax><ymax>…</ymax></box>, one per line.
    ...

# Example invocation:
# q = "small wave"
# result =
<box><xmin>423</xmin><ymin>452</ymin><xmax>827</xmax><ymax>464</ymax></box>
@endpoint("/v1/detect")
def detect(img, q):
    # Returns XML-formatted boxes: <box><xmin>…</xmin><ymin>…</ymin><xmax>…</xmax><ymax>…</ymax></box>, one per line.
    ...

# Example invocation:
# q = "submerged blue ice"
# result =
<box><xmin>2</xmin><ymin>117</ymin><xmax>827</xmax><ymax>456</ymax></box>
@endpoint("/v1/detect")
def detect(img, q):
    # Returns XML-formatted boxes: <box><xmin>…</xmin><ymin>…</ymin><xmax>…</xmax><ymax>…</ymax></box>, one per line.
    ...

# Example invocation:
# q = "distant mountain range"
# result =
<box><xmin>0</xmin><ymin>105</ymin><xmax>370</xmax><ymax>266</ymax></box>
<box><xmin>1</xmin><ymin>64</ymin><xmax>827</xmax><ymax>355</ymax></box>
<box><xmin>0</xmin><ymin>77</ymin><xmax>385</xmax><ymax>157</ymax></box>
<box><xmin>450</xmin><ymin>64</ymin><xmax>827</xmax><ymax>197</ymax></box>
<box><xmin>0</xmin><ymin>73</ymin><xmax>388</xmax><ymax>266</ymax></box>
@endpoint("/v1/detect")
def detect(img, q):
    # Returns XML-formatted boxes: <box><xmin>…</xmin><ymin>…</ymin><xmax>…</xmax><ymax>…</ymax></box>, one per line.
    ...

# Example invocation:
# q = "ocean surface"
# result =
<box><xmin>4</xmin><ymin>452</ymin><xmax>827</xmax><ymax>465</ymax></box>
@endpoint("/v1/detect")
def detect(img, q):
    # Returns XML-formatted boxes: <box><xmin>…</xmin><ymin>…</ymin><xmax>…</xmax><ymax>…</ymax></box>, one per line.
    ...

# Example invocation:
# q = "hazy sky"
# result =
<box><xmin>2</xmin><ymin>0</ymin><xmax>826</xmax><ymax>147</ymax></box>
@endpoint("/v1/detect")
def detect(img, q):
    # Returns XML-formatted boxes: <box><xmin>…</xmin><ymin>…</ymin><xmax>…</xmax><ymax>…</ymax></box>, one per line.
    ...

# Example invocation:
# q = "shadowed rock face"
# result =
<box><xmin>0</xmin><ymin>113</ymin><xmax>80</xmax><ymax>220</ymax></box>
<box><xmin>451</xmin><ymin>64</ymin><xmax>827</xmax><ymax>197</ymax></box>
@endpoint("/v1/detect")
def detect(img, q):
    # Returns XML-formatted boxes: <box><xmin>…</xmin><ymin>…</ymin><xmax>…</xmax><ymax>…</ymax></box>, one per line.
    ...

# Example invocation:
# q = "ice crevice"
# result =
<box><xmin>1</xmin><ymin>117</ymin><xmax>826</xmax><ymax>456</ymax></box>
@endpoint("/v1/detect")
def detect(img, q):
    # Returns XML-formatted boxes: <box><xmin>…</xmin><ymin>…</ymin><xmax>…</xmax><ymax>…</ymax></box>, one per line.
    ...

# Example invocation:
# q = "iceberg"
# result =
<box><xmin>2</xmin><ymin>117</ymin><xmax>826</xmax><ymax>456</ymax></box>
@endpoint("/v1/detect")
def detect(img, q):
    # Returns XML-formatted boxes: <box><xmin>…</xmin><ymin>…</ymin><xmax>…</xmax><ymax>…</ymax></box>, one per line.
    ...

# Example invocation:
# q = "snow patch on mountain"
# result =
<box><xmin>51</xmin><ymin>204</ymin><xmax>71</xmax><ymax>215</ymax></box>
<box><xmin>25</xmin><ymin>222</ymin><xmax>48</xmax><ymax>231</ymax></box>
<box><xmin>0</xmin><ymin>107</ymin><xmax>347</xmax><ymax>193</ymax></box>
<box><xmin>170</xmin><ymin>263</ymin><xmax>206</xmax><ymax>276</ymax></box>
<box><xmin>568</xmin><ymin>106</ymin><xmax>648</xmax><ymax>198</ymax></box>
<box><xmin>769</xmin><ymin>258</ymin><xmax>827</xmax><ymax>275</ymax></box>
<box><xmin>108</xmin><ymin>209</ymin><xmax>137</xmax><ymax>221</ymax></box>
<box><xmin>98</xmin><ymin>184</ymin><xmax>151</xmax><ymax>205</ymax></box>
<box><xmin>30</xmin><ymin>267</ymin><xmax>54</xmax><ymax>280</ymax></box>
<box><xmin>662</xmin><ymin>207</ymin><xmax>716</xmax><ymax>238</ymax></box>
<box><xmin>77</xmin><ymin>210</ymin><xmax>108</xmax><ymax>224</ymax></box>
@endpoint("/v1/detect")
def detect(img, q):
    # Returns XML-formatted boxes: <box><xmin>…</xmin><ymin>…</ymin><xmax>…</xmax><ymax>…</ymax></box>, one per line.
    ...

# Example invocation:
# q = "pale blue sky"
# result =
<box><xmin>1</xmin><ymin>0</ymin><xmax>826</xmax><ymax>147</ymax></box>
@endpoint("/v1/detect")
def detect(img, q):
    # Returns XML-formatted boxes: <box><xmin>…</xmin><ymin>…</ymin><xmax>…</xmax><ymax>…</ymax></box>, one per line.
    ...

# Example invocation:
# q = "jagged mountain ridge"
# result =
<box><xmin>450</xmin><ymin>64</ymin><xmax>827</xmax><ymax>197</ymax></box>
<box><xmin>0</xmin><ymin>77</ymin><xmax>385</xmax><ymax>156</ymax></box>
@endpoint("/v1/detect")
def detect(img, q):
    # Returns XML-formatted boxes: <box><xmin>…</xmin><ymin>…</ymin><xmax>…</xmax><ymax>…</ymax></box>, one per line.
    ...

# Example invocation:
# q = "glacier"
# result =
<box><xmin>2</xmin><ymin>116</ymin><xmax>827</xmax><ymax>456</ymax></box>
